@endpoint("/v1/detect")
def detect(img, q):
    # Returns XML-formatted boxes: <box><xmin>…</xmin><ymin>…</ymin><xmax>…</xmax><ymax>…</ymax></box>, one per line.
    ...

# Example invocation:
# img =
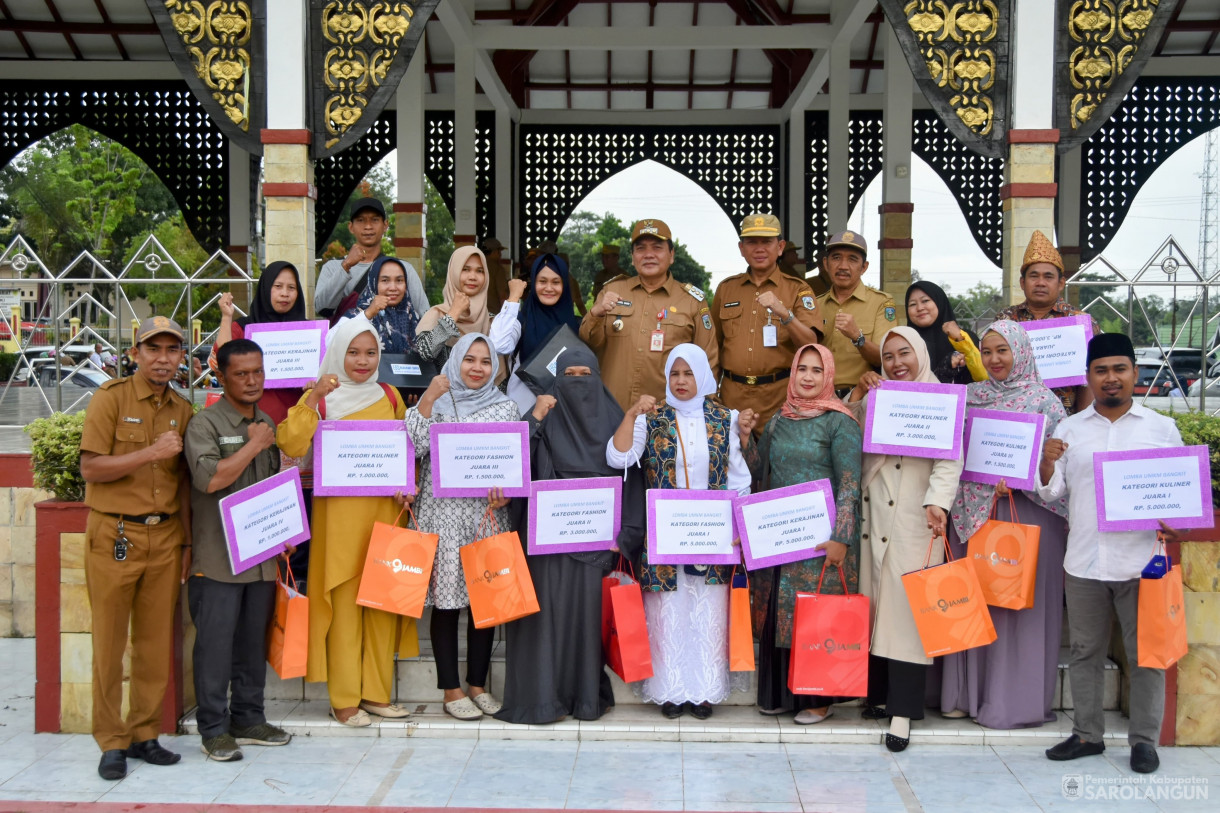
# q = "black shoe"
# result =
<box><xmin>127</xmin><ymin>739</ymin><xmax>181</xmax><ymax>766</ymax></box>
<box><xmin>660</xmin><ymin>702</ymin><xmax>685</xmax><ymax>719</ymax></box>
<box><xmin>861</xmin><ymin>705</ymin><xmax>891</xmax><ymax>720</ymax></box>
<box><xmin>98</xmin><ymin>749</ymin><xmax>127</xmax><ymax>780</ymax></box>
<box><xmin>1046</xmin><ymin>734</ymin><xmax>1105</xmax><ymax>761</ymax></box>
<box><xmin>687</xmin><ymin>702</ymin><xmax>713</xmax><ymax>720</ymax></box>
<box><xmin>1130</xmin><ymin>743</ymin><xmax>1160</xmax><ymax>774</ymax></box>
<box><xmin>884</xmin><ymin>733</ymin><xmax>909</xmax><ymax>753</ymax></box>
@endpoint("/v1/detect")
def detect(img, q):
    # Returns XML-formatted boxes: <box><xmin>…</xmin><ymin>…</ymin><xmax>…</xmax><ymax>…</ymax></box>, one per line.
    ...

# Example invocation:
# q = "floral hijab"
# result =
<box><xmin>950</xmin><ymin>320</ymin><xmax>1069</xmax><ymax>541</ymax></box>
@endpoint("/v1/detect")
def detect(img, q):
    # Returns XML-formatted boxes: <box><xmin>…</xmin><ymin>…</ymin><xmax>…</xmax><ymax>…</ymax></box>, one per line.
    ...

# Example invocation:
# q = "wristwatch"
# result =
<box><xmin>780</xmin><ymin>311</ymin><xmax>795</xmax><ymax>326</ymax></box>
<box><xmin>852</xmin><ymin>330</ymin><xmax>867</xmax><ymax>348</ymax></box>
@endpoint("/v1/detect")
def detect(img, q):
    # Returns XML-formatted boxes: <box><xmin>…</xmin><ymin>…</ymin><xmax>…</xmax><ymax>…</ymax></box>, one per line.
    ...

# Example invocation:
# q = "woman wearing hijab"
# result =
<box><xmin>489</xmin><ymin>253</ymin><xmax>583</xmax><ymax>416</ymax></box>
<box><xmin>905</xmin><ymin>281</ymin><xmax>986</xmax><ymax>385</ymax></box>
<box><xmin>408</xmin><ymin>332</ymin><xmax>552</xmax><ymax>721</ymax></box>
<box><xmin>343</xmin><ymin>256</ymin><xmax>421</xmax><ymax>353</ymax></box>
<box><xmin>211</xmin><ymin>261</ymin><xmax>306</xmax><ymax>424</ymax></box>
<box><xmin>607</xmin><ymin>344</ymin><xmax>756</xmax><ymax>719</ymax></box>
<box><xmin>416</xmin><ymin>246</ymin><xmax>493</xmax><ymax>366</ymax></box>
<box><xmin>848</xmin><ymin>326</ymin><xmax>965</xmax><ymax>752</ymax></box>
<box><xmin>276</xmin><ymin>316</ymin><xmax>415</xmax><ymax>727</ymax></box>
<box><xmin>938</xmin><ymin>320</ymin><xmax>1069</xmax><ymax>729</ymax></box>
<box><xmin>495</xmin><ymin>345</ymin><xmax>646</xmax><ymax>725</ymax></box>
<box><xmin>743</xmin><ymin>344</ymin><xmax>862</xmax><ymax>725</ymax></box>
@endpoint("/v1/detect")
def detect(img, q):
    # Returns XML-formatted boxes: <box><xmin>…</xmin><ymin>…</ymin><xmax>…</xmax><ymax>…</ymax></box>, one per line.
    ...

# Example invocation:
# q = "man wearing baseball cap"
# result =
<box><xmin>314</xmin><ymin>197</ymin><xmax>428</xmax><ymax>320</ymax></box>
<box><xmin>581</xmin><ymin>219</ymin><xmax>720</xmax><ymax>410</ymax></box>
<box><xmin>711</xmin><ymin>213</ymin><xmax>824</xmax><ymax>429</ymax></box>
<box><xmin>79</xmin><ymin>316</ymin><xmax>195</xmax><ymax>779</ymax></box>
<box><xmin>814</xmin><ymin>231</ymin><xmax>897</xmax><ymax>396</ymax></box>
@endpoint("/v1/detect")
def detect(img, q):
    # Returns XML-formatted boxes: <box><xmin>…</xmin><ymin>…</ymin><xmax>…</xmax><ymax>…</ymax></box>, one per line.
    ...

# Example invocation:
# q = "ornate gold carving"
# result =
<box><xmin>321</xmin><ymin>1</ymin><xmax>414</xmax><ymax>149</ymax></box>
<box><xmin>902</xmin><ymin>0</ymin><xmax>999</xmax><ymax>136</ymax></box>
<box><xmin>1068</xmin><ymin>0</ymin><xmax>1160</xmax><ymax>129</ymax></box>
<box><xmin>164</xmin><ymin>0</ymin><xmax>252</xmax><ymax>131</ymax></box>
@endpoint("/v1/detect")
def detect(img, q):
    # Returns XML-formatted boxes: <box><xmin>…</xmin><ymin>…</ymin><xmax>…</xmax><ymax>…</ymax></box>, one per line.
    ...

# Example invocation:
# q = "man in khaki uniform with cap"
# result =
<box><xmin>815</xmin><ymin>231</ymin><xmax>898</xmax><ymax>397</ymax></box>
<box><xmin>592</xmin><ymin>243</ymin><xmax>626</xmax><ymax>300</ymax></box>
<box><xmin>581</xmin><ymin>218</ymin><xmax>720</xmax><ymax>410</ymax></box>
<box><xmin>79</xmin><ymin>316</ymin><xmax>194</xmax><ymax>780</ymax></box>
<box><xmin>713</xmin><ymin>213</ymin><xmax>825</xmax><ymax>430</ymax></box>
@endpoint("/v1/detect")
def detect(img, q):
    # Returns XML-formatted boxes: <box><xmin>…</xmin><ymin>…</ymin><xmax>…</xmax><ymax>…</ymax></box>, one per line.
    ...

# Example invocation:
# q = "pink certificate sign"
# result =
<box><xmin>528</xmin><ymin>477</ymin><xmax>622</xmax><ymax>555</ymax></box>
<box><xmin>1093</xmin><ymin>445</ymin><xmax>1215</xmax><ymax>532</ymax></box>
<box><xmin>219</xmin><ymin>467</ymin><xmax>310</xmax><ymax>575</ymax></box>
<box><xmin>647</xmin><ymin>490</ymin><xmax>738</xmax><ymax>566</ymax></box>
<box><xmin>244</xmin><ymin>320</ymin><xmax>329</xmax><ymax>388</ymax></box>
<box><xmin>1021</xmin><ymin>315</ymin><xmax>1094</xmax><ymax>389</ymax></box>
<box><xmin>313</xmin><ymin>420</ymin><xmax>415</xmax><ymax>496</ymax></box>
<box><xmin>862</xmin><ymin>381</ymin><xmax>966</xmax><ymax>460</ymax></box>
<box><xmin>429</xmin><ymin>421</ymin><xmax>531</xmax><ymax>498</ymax></box>
<box><xmin>961</xmin><ymin>409</ymin><xmax>1046</xmax><ymax>491</ymax></box>
<box><xmin>733</xmin><ymin>480</ymin><xmax>837</xmax><ymax>571</ymax></box>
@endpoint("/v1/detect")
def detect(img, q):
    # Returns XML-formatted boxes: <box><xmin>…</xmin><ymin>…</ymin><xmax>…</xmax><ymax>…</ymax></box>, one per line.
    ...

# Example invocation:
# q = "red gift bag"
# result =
<box><xmin>356</xmin><ymin>506</ymin><xmax>439</xmax><ymax>618</ymax></box>
<box><xmin>602</xmin><ymin>559</ymin><xmax>654</xmax><ymax>683</ymax></box>
<box><xmin>903</xmin><ymin>535</ymin><xmax>997</xmax><ymax>657</ymax></box>
<box><xmin>1138</xmin><ymin>541</ymin><xmax>1189</xmax><ymax>669</ymax></box>
<box><xmin>460</xmin><ymin>509</ymin><xmax>539</xmax><ymax>629</ymax></box>
<box><xmin>966</xmin><ymin>493</ymin><xmax>1040</xmax><ymax>610</ymax></box>
<box><xmin>788</xmin><ymin>564</ymin><xmax>869</xmax><ymax>697</ymax></box>
<box><xmin>729</xmin><ymin>568</ymin><xmax>755</xmax><ymax>672</ymax></box>
<box><xmin>267</xmin><ymin>562</ymin><xmax>308</xmax><ymax>680</ymax></box>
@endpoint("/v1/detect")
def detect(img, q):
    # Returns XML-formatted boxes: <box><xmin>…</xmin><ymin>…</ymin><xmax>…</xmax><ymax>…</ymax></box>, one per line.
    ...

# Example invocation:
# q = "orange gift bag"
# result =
<box><xmin>1138</xmin><ymin>541</ymin><xmax>1189</xmax><ymax>669</ymax></box>
<box><xmin>966</xmin><ymin>493</ymin><xmax>1040</xmax><ymax>610</ymax></box>
<box><xmin>267</xmin><ymin>562</ymin><xmax>309</xmax><ymax>679</ymax></box>
<box><xmin>602</xmin><ymin>558</ymin><xmax>654</xmax><ymax>683</ymax></box>
<box><xmin>460</xmin><ymin>509</ymin><xmax>540</xmax><ymax>629</ymax></box>
<box><xmin>902</xmin><ymin>535</ymin><xmax>997</xmax><ymax>658</ymax></box>
<box><xmin>788</xmin><ymin>564</ymin><xmax>870</xmax><ymax>697</ymax></box>
<box><xmin>356</xmin><ymin>506</ymin><xmax>439</xmax><ymax>618</ymax></box>
<box><xmin>729</xmin><ymin>568</ymin><xmax>756</xmax><ymax>672</ymax></box>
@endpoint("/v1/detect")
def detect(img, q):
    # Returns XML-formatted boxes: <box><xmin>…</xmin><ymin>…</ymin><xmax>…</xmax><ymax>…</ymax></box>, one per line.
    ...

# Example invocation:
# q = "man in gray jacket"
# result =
<box><xmin>314</xmin><ymin>198</ymin><xmax>427</xmax><ymax>319</ymax></box>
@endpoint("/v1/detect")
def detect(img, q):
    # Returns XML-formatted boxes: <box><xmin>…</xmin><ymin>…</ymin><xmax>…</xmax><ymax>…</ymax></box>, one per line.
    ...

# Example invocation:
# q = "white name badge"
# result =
<box><xmin>391</xmin><ymin>363</ymin><xmax>422</xmax><ymax>376</ymax></box>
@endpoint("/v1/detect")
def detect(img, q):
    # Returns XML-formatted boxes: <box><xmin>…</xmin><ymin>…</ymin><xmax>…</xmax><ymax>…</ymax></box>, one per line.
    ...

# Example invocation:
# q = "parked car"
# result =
<box><xmin>1135</xmin><ymin>361</ymin><xmax>1177</xmax><ymax>396</ymax></box>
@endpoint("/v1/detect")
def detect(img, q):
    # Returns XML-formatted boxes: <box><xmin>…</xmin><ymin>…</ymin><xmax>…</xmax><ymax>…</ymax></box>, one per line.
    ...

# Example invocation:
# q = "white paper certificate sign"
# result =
<box><xmin>244</xmin><ymin>320</ymin><xmax>327</xmax><ymax>388</ymax></box>
<box><xmin>862</xmin><ymin>381</ymin><xmax>966</xmax><ymax>459</ymax></box>
<box><xmin>646</xmin><ymin>491</ymin><xmax>738</xmax><ymax>565</ymax></box>
<box><xmin>961</xmin><ymin>410</ymin><xmax>1045</xmax><ymax>491</ymax></box>
<box><xmin>429</xmin><ymin>422</ymin><xmax>531</xmax><ymax>497</ymax></box>
<box><xmin>1093</xmin><ymin>446</ymin><xmax>1214</xmax><ymax>531</ymax></box>
<box><xmin>734</xmin><ymin>480</ymin><xmax>836</xmax><ymax>570</ymax></box>
<box><xmin>1022</xmin><ymin>315</ymin><xmax>1093</xmax><ymax>388</ymax></box>
<box><xmin>528</xmin><ymin>478</ymin><xmax>622</xmax><ymax>554</ymax></box>
<box><xmin>313</xmin><ymin>421</ymin><xmax>415</xmax><ymax>496</ymax></box>
<box><xmin>219</xmin><ymin>468</ymin><xmax>310</xmax><ymax>574</ymax></box>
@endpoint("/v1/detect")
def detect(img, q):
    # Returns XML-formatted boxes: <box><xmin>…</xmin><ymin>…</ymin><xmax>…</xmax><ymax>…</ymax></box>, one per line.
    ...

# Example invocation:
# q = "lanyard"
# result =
<box><xmin>673</xmin><ymin>415</ymin><xmax>692</xmax><ymax>489</ymax></box>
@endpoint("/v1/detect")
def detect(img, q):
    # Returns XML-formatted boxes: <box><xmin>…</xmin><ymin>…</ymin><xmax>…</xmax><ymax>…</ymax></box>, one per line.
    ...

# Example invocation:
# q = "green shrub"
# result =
<box><xmin>1168</xmin><ymin>411</ymin><xmax>1220</xmax><ymax>509</ymax></box>
<box><xmin>0</xmin><ymin>352</ymin><xmax>16</xmax><ymax>382</ymax></box>
<box><xmin>26</xmin><ymin>411</ymin><xmax>86</xmax><ymax>502</ymax></box>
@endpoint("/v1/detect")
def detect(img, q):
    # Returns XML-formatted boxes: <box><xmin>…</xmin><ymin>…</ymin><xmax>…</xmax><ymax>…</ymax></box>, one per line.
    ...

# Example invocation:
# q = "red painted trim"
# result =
<box><xmin>224</xmin><ymin>245</ymin><xmax>249</xmax><ymax>256</ymax></box>
<box><xmin>259</xmin><ymin>128</ymin><xmax>311</xmax><ymax>144</ymax></box>
<box><xmin>1000</xmin><ymin>183</ymin><xmax>1058</xmax><ymax>200</ymax></box>
<box><xmin>877</xmin><ymin>238</ymin><xmax>913</xmax><ymax>249</ymax></box>
<box><xmin>877</xmin><ymin>203</ymin><xmax>914</xmax><ymax>214</ymax></box>
<box><xmin>1177</xmin><ymin>512</ymin><xmax>1220</xmax><ymax>541</ymax></box>
<box><xmin>393</xmin><ymin>202</ymin><xmax>425</xmax><ymax>213</ymax></box>
<box><xmin>262</xmin><ymin>183</ymin><xmax>317</xmax><ymax>200</ymax></box>
<box><xmin>453</xmin><ymin>234</ymin><xmax>477</xmax><ymax>246</ymax></box>
<box><xmin>0</xmin><ymin>453</ymin><xmax>33</xmax><ymax>488</ymax></box>
<box><xmin>34</xmin><ymin>501</ymin><xmax>90</xmax><ymax>733</ymax></box>
<box><xmin>1008</xmin><ymin>129</ymin><xmax>1060</xmax><ymax>144</ymax></box>
<box><xmin>1058</xmin><ymin>245</ymin><xmax>1081</xmax><ymax>256</ymax></box>
<box><xmin>393</xmin><ymin>237</ymin><xmax>425</xmax><ymax>248</ymax></box>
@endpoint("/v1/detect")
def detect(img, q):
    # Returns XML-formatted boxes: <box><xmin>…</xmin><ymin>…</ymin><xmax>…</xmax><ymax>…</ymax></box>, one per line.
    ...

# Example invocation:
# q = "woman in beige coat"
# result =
<box><xmin>848</xmin><ymin>326</ymin><xmax>964</xmax><ymax>752</ymax></box>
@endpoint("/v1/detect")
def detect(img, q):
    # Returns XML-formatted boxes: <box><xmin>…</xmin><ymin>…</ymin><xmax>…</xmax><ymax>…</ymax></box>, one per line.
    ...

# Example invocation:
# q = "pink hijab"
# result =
<box><xmin>780</xmin><ymin>344</ymin><xmax>857</xmax><ymax>423</ymax></box>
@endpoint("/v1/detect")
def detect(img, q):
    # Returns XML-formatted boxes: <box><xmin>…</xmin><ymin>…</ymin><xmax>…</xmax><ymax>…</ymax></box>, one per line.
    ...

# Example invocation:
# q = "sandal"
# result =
<box><xmin>443</xmin><ymin>696</ymin><xmax>483</xmax><ymax>721</ymax></box>
<box><xmin>329</xmin><ymin>707</ymin><xmax>372</xmax><ymax>727</ymax></box>
<box><xmin>360</xmin><ymin>701</ymin><xmax>411</xmax><ymax>719</ymax></box>
<box><xmin>794</xmin><ymin>708</ymin><xmax>834</xmax><ymax>725</ymax></box>
<box><xmin>470</xmin><ymin>692</ymin><xmax>502</xmax><ymax>715</ymax></box>
<box><xmin>885</xmin><ymin>733</ymin><xmax>910</xmax><ymax>752</ymax></box>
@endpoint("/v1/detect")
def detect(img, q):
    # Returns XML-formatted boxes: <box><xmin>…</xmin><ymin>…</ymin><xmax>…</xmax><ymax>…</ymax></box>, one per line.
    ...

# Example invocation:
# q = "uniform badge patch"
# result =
<box><xmin>802</xmin><ymin>296</ymin><xmax>815</xmax><ymax>310</ymax></box>
<box><xmin>685</xmin><ymin>284</ymin><xmax>705</xmax><ymax>302</ymax></box>
<box><xmin>702</xmin><ymin>313</ymin><xmax>712</xmax><ymax>330</ymax></box>
<box><xmin>885</xmin><ymin>306</ymin><xmax>896</xmax><ymax>321</ymax></box>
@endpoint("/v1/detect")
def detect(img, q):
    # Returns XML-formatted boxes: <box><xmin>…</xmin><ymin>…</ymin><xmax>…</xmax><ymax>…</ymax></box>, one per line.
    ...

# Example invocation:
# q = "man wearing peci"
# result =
<box><xmin>712</xmin><ymin>213</ymin><xmax>824</xmax><ymax>431</ymax></box>
<box><xmin>814</xmin><ymin>231</ymin><xmax>897</xmax><ymax>397</ymax></box>
<box><xmin>79</xmin><ymin>316</ymin><xmax>194</xmax><ymax>780</ymax></box>
<box><xmin>580</xmin><ymin>219</ymin><xmax>720</xmax><ymax>410</ymax></box>
<box><xmin>184</xmin><ymin>338</ymin><xmax>292</xmax><ymax>762</ymax></box>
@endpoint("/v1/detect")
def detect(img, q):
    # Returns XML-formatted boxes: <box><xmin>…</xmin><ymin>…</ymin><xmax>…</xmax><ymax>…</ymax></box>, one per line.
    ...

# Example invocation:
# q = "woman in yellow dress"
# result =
<box><xmin>276</xmin><ymin>315</ymin><xmax>417</xmax><ymax>727</ymax></box>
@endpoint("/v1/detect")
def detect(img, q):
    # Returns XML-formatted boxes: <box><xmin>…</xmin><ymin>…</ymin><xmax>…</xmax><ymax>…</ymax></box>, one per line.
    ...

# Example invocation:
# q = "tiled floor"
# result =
<box><xmin>1</xmin><ymin>639</ymin><xmax>1218</xmax><ymax>812</ymax></box>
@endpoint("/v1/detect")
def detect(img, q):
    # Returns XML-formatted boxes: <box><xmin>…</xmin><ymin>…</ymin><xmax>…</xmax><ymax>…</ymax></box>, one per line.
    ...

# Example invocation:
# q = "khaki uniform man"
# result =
<box><xmin>581</xmin><ymin>219</ymin><xmax>720</xmax><ymax>410</ymax></box>
<box><xmin>79</xmin><ymin>316</ymin><xmax>193</xmax><ymax>780</ymax></box>
<box><xmin>592</xmin><ymin>244</ymin><xmax>626</xmax><ymax>300</ymax></box>
<box><xmin>713</xmin><ymin>213</ymin><xmax>825</xmax><ymax>429</ymax></box>
<box><xmin>815</xmin><ymin>231</ymin><xmax>898</xmax><ymax>396</ymax></box>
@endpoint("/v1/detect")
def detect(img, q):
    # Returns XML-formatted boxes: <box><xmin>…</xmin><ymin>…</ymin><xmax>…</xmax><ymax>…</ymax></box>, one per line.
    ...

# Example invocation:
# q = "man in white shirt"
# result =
<box><xmin>1036</xmin><ymin>332</ymin><xmax>1181</xmax><ymax>774</ymax></box>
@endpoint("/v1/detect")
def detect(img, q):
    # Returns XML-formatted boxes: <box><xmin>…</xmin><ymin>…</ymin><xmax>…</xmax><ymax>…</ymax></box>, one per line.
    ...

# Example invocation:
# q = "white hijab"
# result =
<box><xmin>316</xmin><ymin>314</ymin><xmax>386</xmax><ymax>420</ymax></box>
<box><xmin>664</xmin><ymin>343</ymin><xmax>718</xmax><ymax>418</ymax></box>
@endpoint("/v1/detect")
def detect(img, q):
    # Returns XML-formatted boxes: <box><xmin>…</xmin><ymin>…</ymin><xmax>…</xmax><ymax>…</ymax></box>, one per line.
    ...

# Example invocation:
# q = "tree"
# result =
<box><xmin>320</xmin><ymin>161</ymin><xmax>398</xmax><ymax>255</ymax></box>
<box><xmin>947</xmin><ymin>282</ymin><xmax>1002</xmax><ymax>335</ymax></box>
<box><xmin>424</xmin><ymin>177</ymin><xmax>455</xmax><ymax>304</ymax></box>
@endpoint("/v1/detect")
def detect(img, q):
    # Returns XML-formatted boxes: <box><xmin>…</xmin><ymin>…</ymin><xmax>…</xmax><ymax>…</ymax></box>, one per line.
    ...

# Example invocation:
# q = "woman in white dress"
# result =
<box><xmin>607</xmin><ymin>344</ymin><xmax>756</xmax><ymax>719</ymax></box>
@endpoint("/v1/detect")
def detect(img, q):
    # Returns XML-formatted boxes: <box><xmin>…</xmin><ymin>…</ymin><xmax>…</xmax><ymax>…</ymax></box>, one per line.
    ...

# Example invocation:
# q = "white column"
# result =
<box><xmin>881</xmin><ymin>25</ymin><xmax>912</xmax><ymax>206</ymax></box>
<box><xmin>228</xmin><ymin>142</ymin><xmax>251</xmax><ymax>253</ymax></box>
<box><xmin>453</xmin><ymin>25</ymin><xmax>477</xmax><ymax>243</ymax></box>
<box><xmin>495</xmin><ymin>108</ymin><xmax>513</xmax><ymax>253</ymax></box>
<box><xmin>1012</xmin><ymin>0</ymin><xmax>1056</xmax><ymax>130</ymax></box>
<box><xmin>1058</xmin><ymin>147</ymin><xmax>1082</xmax><ymax>250</ymax></box>
<box><xmin>827</xmin><ymin>33</ymin><xmax>851</xmax><ymax>231</ymax></box>
<box><xmin>397</xmin><ymin>39</ymin><xmax>426</xmax><ymax>205</ymax></box>
<box><xmin>265</xmin><ymin>0</ymin><xmax>307</xmax><ymax>129</ymax></box>
<box><xmin>788</xmin><ymin>112</ymin><xmax>805</xmax><ymax>248</ymax></box>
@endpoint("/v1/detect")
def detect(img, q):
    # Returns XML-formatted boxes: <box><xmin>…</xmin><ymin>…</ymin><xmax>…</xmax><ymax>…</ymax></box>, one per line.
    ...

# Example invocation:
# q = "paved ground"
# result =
<box><xmin>0</xmin><ymin>639</ymin><xmax>1217</xmax><ymax>812</ymax></box>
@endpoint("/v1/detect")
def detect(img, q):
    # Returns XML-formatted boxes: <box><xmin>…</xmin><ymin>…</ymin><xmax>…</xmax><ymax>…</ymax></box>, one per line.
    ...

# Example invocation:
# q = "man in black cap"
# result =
<box><xmin>1036</xmin><ymin>332</ymin><xmax>1183</xmax><ymax>775</ymax></box>
<box><xmin>314</xmin><ymin>197</ymin><xmax>428</xmax><ymax>319</ymax></box>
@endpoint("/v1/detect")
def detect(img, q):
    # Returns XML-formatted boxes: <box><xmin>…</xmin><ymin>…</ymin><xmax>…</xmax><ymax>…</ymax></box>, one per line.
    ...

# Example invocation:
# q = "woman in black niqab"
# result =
<box><xmin>495</xmin><ymin>344</ymin><xmax>645</xmax><ymax>725</ymax></box>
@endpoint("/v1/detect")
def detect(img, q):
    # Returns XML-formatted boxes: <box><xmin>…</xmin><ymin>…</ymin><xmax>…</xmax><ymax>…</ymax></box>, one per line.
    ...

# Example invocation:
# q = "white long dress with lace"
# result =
<box><xmin>605</xmin><ymin>402</ymin><xmax>752</xmax><ymax>704</ymax></box>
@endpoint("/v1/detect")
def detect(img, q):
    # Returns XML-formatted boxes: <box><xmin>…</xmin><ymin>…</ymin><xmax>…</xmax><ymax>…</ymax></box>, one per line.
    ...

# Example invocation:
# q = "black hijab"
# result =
<box><xmin>905</xmin><ymin>280</ymin><xmax>975</xmax><ymax>383</ymax></box>
<box><xmin>239</xmin><ymin>261</ymin><xmax>306</xmax><ymax>328</ymax></box>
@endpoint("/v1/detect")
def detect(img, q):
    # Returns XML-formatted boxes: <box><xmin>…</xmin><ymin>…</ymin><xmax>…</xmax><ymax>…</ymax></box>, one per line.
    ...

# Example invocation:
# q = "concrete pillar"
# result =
<box><xmin>453</xmin><ymin>20</ymin><xmax>477</xmax><ymax>247</ymax></box>
<box><xmin>878</xmin><ymin>24</ymin><xmax>913</xmax><ymax>306</ymax></box>
<box><xmin>226</xmin><ymin>142</ymin><xmax>252</xmax><ymax>312</ymax></box>
<box><xmin>788</xmin><ymin>107</ymin><xmax>805</xmax><ymax>252</ymax></box>
<box><xmin>494</xmin><ymin>108</ymin><xmax>513</xmax><ymax>259</ymax></box>
<box><xmin>261</xmin><ymin>0</ymin><xmax>316</xmax><ymax>315</ymax></box>
<box><xmin>1058</xmin><ymin>146</ymin><xmax>1083</xmax><ymax>286</ymax></box>
<box><xmin>395</xmin><ymin>38</ymin><xmax>427</xmax><ymax>281</ymax></box>
<box><xmin>827</xmin><ymin>31</ymin><xmax>850</xmax><ymax>233</ymax></box>
<box><xmin>1001</xmin><ymin>0</ymin><xmax>1059</xmax><ymax>306</ymax></box>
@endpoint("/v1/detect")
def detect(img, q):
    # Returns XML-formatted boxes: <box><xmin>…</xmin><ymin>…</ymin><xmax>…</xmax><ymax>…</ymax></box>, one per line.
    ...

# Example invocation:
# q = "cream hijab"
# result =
<box><xmin>316</xmin><ymin>315</ymin><xmax>387</xmax><ymax>420</ymax></box>
<box><xmin>416</xmin><ymin>246</ymin><xmax>491</xmax><ymax>339</ymax></box>
<box><xmin>861</xmin><ymin>326</ymin><xmax>939</xmax><ymax>488</ymax></box>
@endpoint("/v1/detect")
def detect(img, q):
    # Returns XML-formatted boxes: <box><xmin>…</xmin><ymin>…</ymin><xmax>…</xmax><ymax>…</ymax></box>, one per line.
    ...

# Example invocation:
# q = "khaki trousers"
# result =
<box><xmin>85</xmin><ymin>510</ymin><xmax>182</xmax><ymax>751</ymax></box>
